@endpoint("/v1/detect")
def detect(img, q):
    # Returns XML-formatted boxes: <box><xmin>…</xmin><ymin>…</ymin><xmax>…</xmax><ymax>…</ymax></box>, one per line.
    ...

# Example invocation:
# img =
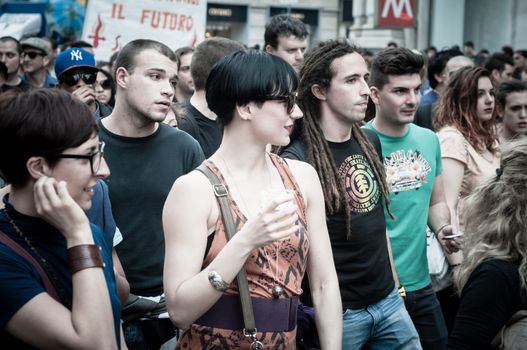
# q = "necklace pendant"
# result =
<box><xmin>272</xmin><ymin>285</ymin><xmax>283</xmax><ymax>299</ymax></box>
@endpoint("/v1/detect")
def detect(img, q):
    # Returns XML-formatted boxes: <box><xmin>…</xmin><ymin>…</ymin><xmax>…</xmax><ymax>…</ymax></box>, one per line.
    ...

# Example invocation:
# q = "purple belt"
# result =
<box><xmin>195</xmin><ymin>294</ymin><xmax>299</xmax><ymax>332</ymax></box>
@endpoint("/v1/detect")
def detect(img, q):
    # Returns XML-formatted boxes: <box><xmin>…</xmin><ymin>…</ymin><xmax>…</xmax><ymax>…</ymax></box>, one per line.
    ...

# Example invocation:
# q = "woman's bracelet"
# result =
<box><xmin>68</xmin><ymin>244</ymin><xmax>105</xmax><ymax>274</ymax></box>
<box><xmin>434</xmin><ymin>223</ymin><xmax>451</xmax><ymax>237</ymax></box>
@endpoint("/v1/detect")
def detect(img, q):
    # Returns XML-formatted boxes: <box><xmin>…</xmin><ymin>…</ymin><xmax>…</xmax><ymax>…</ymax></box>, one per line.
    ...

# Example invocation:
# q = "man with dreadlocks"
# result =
<box><xmin>365</xmin><ymin>48</ymin><xmax>461</xmax><ymax>350</ymax></box>
<box><xmin>280</xmin><ymin>40</ymin><xmax>421</xmax><ymax>349</ymax></box>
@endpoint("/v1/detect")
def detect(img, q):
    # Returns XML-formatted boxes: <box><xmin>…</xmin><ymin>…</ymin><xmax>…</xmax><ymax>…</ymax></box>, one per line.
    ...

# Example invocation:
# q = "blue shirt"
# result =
<box><xmin>22</xmin><ymin>72</ymin><xmax>57</xmax><ymax>88</ymax></box>
<box><xmin>0</xmin><ymin>198</ymin><xmax>121</xmax><ymax>348</ymax></box>
<box><xmin>420</xmin><ymin>90</ymin><xmax>439</xmax><ymax>106</ymax></box>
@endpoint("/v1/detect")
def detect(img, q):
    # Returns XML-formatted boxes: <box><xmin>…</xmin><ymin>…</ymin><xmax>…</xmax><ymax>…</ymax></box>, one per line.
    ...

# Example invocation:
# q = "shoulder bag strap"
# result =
<box><xmin>195</xmin><ymin>164</ymin><xmax>257</xmax><ymax>334</ymax></box>
<box><xmin>0</xmin><ymin>230</ymin><xmax>61</xmax><ymax>302</ymax></box>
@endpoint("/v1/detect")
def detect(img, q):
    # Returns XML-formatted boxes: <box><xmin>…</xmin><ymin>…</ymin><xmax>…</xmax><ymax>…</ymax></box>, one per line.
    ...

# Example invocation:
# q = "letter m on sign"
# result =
<box><xmin>378</xmin><ymin>0</ymin><xmax>416</xmax><ymax>28</ymax></box>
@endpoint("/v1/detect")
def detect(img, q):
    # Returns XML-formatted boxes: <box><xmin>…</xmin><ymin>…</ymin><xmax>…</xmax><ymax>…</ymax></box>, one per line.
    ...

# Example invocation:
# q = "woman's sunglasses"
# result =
<box><xmin>96</xmin><ymin>79</ymin><xmax>113</xmax><ymax>90</ymax></box>
<box><xmin>265</xmin><ymin>92</ymin><xmax>298</xmax><ymax>114</ymax></box>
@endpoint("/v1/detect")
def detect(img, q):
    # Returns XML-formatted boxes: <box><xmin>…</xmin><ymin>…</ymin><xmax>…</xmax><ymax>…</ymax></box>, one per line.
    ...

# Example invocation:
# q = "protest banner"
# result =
<box><xmin>82</xmin><ymin>0</ymin><xmax>206</xmax><ymax>60</ymax></box>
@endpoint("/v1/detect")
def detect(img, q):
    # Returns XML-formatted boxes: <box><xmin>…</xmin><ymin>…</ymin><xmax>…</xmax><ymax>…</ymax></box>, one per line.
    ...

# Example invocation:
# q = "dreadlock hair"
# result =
<box><xmin>280</xmin><ymin>40</ymin><xmax>394</xmax><ymax>240</ymax></box>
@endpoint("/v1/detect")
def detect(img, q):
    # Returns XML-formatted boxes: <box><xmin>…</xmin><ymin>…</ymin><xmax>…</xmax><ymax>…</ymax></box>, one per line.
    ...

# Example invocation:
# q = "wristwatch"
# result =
<box><xmin>208</xmin><ymin>270</ymin><xmax>230</xmax><ymax>291</ymax></box>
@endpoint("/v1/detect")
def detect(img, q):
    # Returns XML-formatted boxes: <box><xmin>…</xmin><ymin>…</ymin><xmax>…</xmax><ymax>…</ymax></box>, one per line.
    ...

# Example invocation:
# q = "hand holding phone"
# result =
<box><xmin>444</xmin><ymin>232</ymin><xmax>464</xmax><ymax>240</ymax></box>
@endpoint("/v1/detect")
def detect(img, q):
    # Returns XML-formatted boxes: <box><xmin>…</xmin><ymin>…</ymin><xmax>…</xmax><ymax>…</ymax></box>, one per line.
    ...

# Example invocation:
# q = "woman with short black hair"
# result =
<box><xmin>164</xmin><ymin>50</ymin><xmax>342</xmax><ymax>349</ymax></box>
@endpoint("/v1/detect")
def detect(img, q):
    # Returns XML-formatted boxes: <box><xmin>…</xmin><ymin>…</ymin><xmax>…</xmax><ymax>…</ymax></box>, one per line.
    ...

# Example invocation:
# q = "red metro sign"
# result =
<box><xmin>378</xmin><ymin>0</ymin><xmax>416</xmax><ymax>28</ymax></box>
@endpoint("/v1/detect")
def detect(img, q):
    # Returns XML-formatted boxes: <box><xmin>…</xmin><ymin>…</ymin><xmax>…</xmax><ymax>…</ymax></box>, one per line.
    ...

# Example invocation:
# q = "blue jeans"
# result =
<box><xmin>342</xmin><ymin>287</ymin><xmax>422</xmax><ymax>350</ymax></box>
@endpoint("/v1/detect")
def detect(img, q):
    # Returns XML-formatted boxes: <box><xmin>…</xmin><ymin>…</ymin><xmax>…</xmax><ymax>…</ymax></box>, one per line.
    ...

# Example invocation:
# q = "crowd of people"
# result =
<box><xmin>0</xmin><ymin>13</ymin><xmax>526</xmax><ymax>350</ymax></box>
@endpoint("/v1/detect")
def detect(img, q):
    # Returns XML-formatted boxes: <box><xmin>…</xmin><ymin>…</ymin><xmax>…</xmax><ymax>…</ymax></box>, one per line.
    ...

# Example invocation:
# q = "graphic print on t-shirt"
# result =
<box><xmin>384</xmin><ymin>149</ymin><xmax>431</xmax><ymax>193</ymax></box>
<box><xmin>338</xmin><ymin>154</ymin><xmax>380</xmax><ymax>213</ymax></box>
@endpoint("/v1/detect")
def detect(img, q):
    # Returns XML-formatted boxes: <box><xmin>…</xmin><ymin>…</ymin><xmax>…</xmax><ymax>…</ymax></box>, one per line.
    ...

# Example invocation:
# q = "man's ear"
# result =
<box><xmin>370</xmin><ymin>86</ymin><xmax>381</xmax><ymax>105</ymax></box>
<box><xmin>496</xmin><ymin>102</ymin><xmax>504</xmax><ymax>116</ymax></box>
<box><xmin>311</xmin><ymin>84</ymin><xmax>327</xmax><ymax>101</ymax></box>
<box><xmin>491</xmin><ymin>69</ymin><xmax>501</xmax><ymax>82</ymax></box>
<box><xmin>434</xmin><ymin>72</ymin><xmax>445</xmax><ymax>84</ymax></box>
<box><xmin>43</xmin><ymin>55</ymin><xmax>50</xmax><ymax>67</ymax></box>
<box><xmin>115</xmin><ymin>67</ymin><xmax>129</xmax><ymax>88</ymax></box>
<box><xmin>26</xmin><ymin>157</ymin><xmax>51</xmax><ymax>180</ymax></box>
<box><xmin>236</xmin><ymin>103</ymin><xmax>253</xmax><ymax>121</ymax></box>
<box><xmin>264</xmin><ymin>44</ymin><xmax>275</xmax><ymax>54</ymax></box>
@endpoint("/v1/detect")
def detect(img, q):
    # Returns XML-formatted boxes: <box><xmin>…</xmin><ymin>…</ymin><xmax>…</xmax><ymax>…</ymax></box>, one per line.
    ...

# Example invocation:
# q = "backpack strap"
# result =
<box><xmin>0</xmin><ymin>230</ymin><xmax>61</xmax><ymax>302</ymax></box>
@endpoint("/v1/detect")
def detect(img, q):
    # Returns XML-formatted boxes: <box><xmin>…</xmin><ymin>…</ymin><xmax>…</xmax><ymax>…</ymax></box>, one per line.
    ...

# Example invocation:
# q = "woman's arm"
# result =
<box><xmin>112</xmin><ymin>248</ymin><xmax>130</xmax><ymax>305</ymax></box>
<box><xmin>436</xmin><ymin>159</ymin><xmax>465</xmax><ymax>264</ymax></box>
<box><xmin>441</xmin><ymin>158</ymin><xmax>464</xmax><ymax>230</ymax></box>
<box><xmin>163</xmin><ymin>171</ymin><xmax>300</xmax><ymax>329</ymax></box>
<box><xmin>6</xmin><ymin>177</ymin><xmax>117</xmax><ymax>349</ymax></box>
<box><xmin>289</xmin><ymin>160</ymin><xmax>342</xmax><ymax>350</ymax></box>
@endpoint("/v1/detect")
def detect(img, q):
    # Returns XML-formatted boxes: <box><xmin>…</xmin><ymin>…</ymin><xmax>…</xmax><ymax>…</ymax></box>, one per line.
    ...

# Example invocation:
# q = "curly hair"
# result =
<box><xmin>454</xmin><ymin>137</ymin><xmax>527</xmax><ymax>299</ymax></box>
<box><xmin>278</xmin><ymin>40</ymin><xmax>393</xmax><ymax>239</ymax></box>
<box><xmin>434</xmin><ymin>66</ymin><xmax>498</xmax><ymax>153</ymax></box>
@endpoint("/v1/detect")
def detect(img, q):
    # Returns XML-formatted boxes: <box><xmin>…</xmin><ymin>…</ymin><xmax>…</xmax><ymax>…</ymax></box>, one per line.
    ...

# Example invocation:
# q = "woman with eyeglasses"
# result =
<box><xmin>0</xmin><ymin>89</ymin><xmax>124</xmax><ymax>349</ymax></box>
<box><xmin>95</xmin><ymin>67</ymin><xmax>116</xmax><ymax>108</ymax></box>
<box><xmin>164</xmin><ymin>50</ymin><xmax>342</xmax><ymax>349</ymax></box>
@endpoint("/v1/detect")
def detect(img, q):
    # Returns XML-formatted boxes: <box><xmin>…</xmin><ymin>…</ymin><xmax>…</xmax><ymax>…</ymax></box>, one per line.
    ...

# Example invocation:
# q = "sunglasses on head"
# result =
<box><xmin>265</xmin><ymin>92</ymin><xmax>298</xmax><ymax>114</ymax></box>
<box><xmin>22</xmin><ymin>51</ymin><xmax>46</xmax><ymax>59</ymax></box>
<box><xmin>61</xmin><ymin>72</ymin><xmax>98</xmax><ymax>87</ymax></box>
<box><xmin>96</xmin><ymin>79</ymin><xmax>112</xmax><ymax>90</ymax></box>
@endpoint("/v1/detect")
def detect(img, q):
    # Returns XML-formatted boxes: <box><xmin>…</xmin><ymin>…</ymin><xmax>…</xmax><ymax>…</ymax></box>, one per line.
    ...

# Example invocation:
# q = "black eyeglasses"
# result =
<box><xmin>95</xmin><ymin>79</ymin><xmax>112</xmax><ymax>90</ymax></box>
<box><xmin>21</xmin><ymin>51</ymin><xmax>46</xmax><ymax>59</ymax></box>
<box><xmin>61</xmin><ymin>72</ymin><xmax>98</xmax><ymax>87</ymax></box>
<box><xmin>48</xmin><ymin>142</ymin><xmax>105</xmax><ymax>175</ymax></box>
<box><xmin>266</xmin><ymin>92</ymin><xmax>298</xmax><ymax>114</ymax></box>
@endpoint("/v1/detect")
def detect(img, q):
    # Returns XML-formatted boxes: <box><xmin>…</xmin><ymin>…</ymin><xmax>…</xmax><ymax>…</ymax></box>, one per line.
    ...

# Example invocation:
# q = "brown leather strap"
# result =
<box><xmin>196</xmin><ymin>164</ymin><xmax>257</xmax><ymax>334</ymax></box>
<box><xmin>67</xmin><ymin>244</ymin><xmax>104</xmax><ymax>274</ymax></box>
<box><xmin>0</xmin><ymin>230</ymin><xmax>61</xmax><ymax>302</ymax></box>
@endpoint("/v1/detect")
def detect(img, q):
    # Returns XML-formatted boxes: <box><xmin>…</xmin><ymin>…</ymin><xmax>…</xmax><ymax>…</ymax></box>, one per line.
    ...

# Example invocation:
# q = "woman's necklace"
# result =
<box><xmin>217</xmin><ymin>154</ymin><xmax>284</xmax><ymax>298</ymax></box>
<box><xmin>2</xmin><ymin>208</ymin><xmax>72</xmax><ymax>308</ymax></box>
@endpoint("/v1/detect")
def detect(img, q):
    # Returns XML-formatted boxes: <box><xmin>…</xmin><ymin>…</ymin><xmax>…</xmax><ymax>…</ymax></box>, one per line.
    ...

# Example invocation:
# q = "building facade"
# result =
<box><xmin>347</xmin><ymin>0</ymin><xmax>527</xmax><ymax>52</ymax></box>
<box><xmin>205</xmin><ymin>0</ymin><xmax>340</xmax><ymax>48</ymax></box>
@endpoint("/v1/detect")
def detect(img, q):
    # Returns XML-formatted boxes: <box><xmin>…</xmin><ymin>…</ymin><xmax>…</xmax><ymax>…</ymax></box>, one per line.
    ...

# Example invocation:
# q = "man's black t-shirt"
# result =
<box><xmin>179</xmin><ymin>100</ymin><xmax>223</xmax><ymax>158</ymax></box>
<box><xmin>281</xmin><ymin>129</ymin><xmax>394</xmax><ymax>309</ymax></box>
<box><xmin>99</xmin><ymin>122</ymin><xmax>204</xmax><ymax>296</ymax></box>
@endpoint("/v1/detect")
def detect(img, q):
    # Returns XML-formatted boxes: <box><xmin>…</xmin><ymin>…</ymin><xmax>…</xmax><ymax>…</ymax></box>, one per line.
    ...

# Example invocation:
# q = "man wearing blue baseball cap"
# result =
<box><xmin>55</xmin><ymin>47</ymin><xmax>112</xmax><ymax>118</ymax></box>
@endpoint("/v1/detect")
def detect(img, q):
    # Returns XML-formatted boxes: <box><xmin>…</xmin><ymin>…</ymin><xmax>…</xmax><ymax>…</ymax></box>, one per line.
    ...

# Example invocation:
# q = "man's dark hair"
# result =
<box><xmin>370</xmin><ymin>48</ymin><xmax>425</xmax><ymax>90</ymax></box>
<box><xmin>484</xmin><ymin>53</ymin><xmax>514</xmax><ymax>74</ymax></box>
<box><xmin>206</xmin><ymin>50</ymin><xmax>296</xmax><ymax>126</ymax></box>
<box><xmin>502</xmin><ymin>45</ymin><xmax>514</xmax><ymax>57</ymax></box>
<box><xmin>264</xmin><ymin>14</ymin><xmax>308</xmax><ymax>49</ymax></box>
<box><xmin>279</xmin><ymin>40</ymin><xmax>393</xmax><ymax>239</ymax></box>
<box><xmin>387</xmin><ymin>41</ymin><xmax>398</xmax><ymax>48</ymax></box>
<box><xmin>0</xmin><ymin>36</ymin><xmax>21</xmax><ymax>53</ymax></box>
<box><xmin>174</xmin><ymin>46</ymin><xmax>194</xmax><ymax>70</ymax></box>
<box><xmin>515</xmin><ymin>50</ymin><xmax>527</xmax><ymax>59</ymax></box>
<box><xmin>65</xmin><ymin>40</ymin><xmax>93</xmax><ymax>51</ymax></box>
<box><xmin>0</xmin><ymin>89</ymin><xmax>97</xmax><ymax>187</ymax></box>
<box><xmin>191</xmin><ymin>37</ymin><xmax>244</xmax><ymax>91</ymax></box>
<box><xmin>114</xmin><ymin>39</ymin><xmax>176</xmax><ymax>77</ymax></box>
<box><xmin>428</xmin><ymin>49</ymin><xmax>463</xmax><ymax>89</ymax></box>
<box><xmin>464</xmin><ymin>41</ymin><xmax>474</xmax><ymax>48</ymax></box>
<box><xmin>496</xmin><ymin>80</ymin><xmax>527</xmax><ymax>108</ymax></box>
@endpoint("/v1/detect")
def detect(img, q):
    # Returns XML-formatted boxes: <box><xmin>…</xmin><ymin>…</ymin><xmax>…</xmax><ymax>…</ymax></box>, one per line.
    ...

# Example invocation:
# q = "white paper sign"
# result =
<box><xmin>82</xmin><ymin>0</ymin><xmax>206</xmax><ymax>61</ymax></box>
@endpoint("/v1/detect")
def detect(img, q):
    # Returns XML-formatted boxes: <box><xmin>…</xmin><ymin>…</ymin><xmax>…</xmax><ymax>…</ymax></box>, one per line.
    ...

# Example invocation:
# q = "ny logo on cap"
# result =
<box><xmin>70</xmin><ymin>49</ymin><xmax>83</xmax><ymax>61</ymax></box>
